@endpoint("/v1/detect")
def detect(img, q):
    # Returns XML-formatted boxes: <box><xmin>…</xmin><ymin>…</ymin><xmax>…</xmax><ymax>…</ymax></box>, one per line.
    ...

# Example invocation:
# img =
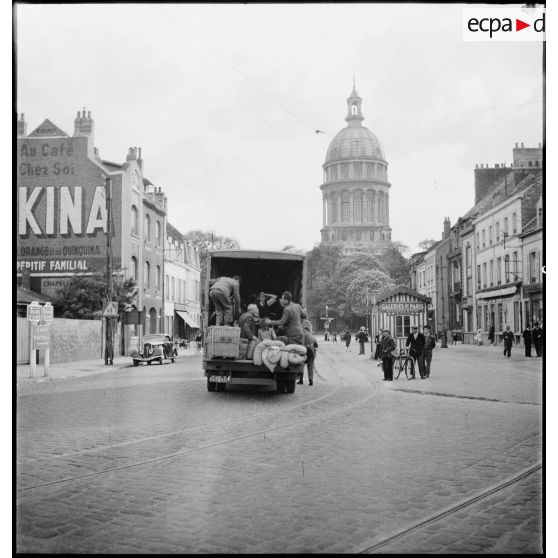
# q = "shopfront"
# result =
<box><xmin>371</xmin><ymin>288</ymin><xmax>430</xmax><ymax>349</ymax></box>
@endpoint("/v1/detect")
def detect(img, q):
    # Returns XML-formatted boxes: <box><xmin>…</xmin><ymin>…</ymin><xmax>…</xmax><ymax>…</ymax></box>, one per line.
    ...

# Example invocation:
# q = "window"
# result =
<box><xmin>482</xmin><ymin>262</ymin><xmax>487</xmax><ymax>288</ymax></box>
<box><xmin>514</xmin><ymin>301</ymin><xmax>520</xmax><ymax>331</ymax></box>
<box><xmin>504</xmin><ymin>255</ymin><xmax>510</xmax><ymax>283</ymax></box>
<box><xmin>156</xmin><ymin>265</ymin><xmax>161</xmax><ymax>290</ymax></box>
<box><xmin>172</xmin><ymin>277</ymin><xmax>175</xmax><ymax>300</ymax></box>
<box><xmin>131</xmin><ymin>206</ymin><xmax>138</xmax><ymax>235</ymax></box>
<box><xmin>131</xmin><ymin>256</ymin><xmax>138</xmax><ymax>280</ymax></box>
<box><xmin>341</xmin><ymin>199</ymin><xmax>350</xmax><ymax>223</ymax></box>
<box><xmin>529</xmin><ymin>251</ymin><xmax>539</xmax><ymax>283</ymax></box>
<box><xmin>495</xmin><ymin>222</ymin><xmax>500</xmax><ymax>242</ymax></box>
<box><xmin>512</xmin><ymin>251</ymin><xmax>518</xmax><ymax>279</ymax></box>
<box><xmin>144</xmin><ymin>214</ymin><xmax>151</xmax><ymax>241</ymax></box>
<box><xmin>503</xmin><ymin>217</ymin><xmax>509</xmax><ymax>236</ymax></box>
<box><xmin>354</xmin><ymin>195</ymin><xmax>362</xmax><ymax>222</ymax></box>
<box><xmin>475</xmin><ymin>232</ymin><xmax>479</xmax><ymax>249</ymax></box>
<box><xmin>512</xmin><ymin>212</ymin><xmax>517</xmax><ymax>234</ymax></box>
<box><xmin>476</xmin><ymin>265</ymin><xmax>481</xmax><ymax>290</ymax></box>
<box><xmin>497</xmin><ymin>303</ymin><xmax>503</xmax><ymax>330</ymax></box>
<box><xmin>467</xmin><ymin>277</ymin><xmax>472</xmax><ymax>296</ymax></box>
<box><xmin>488</xmin><ymin>225</ymin><xmax>493</xmax><ymax>245</ymax></box>
<box><xmin>145</xmin><ymin>261</ymin><xmax>150</xmax><ymax>288</ymax></box>
<box><xmin>165</xmin><ymin>275</ymin><xmax>169</xmax><ymax>300</ymax></box>
<box><xmin>496</xmin><ymin>257</ymin><xmax>501</xmax><ymax>284</ymax></box>
<box><xmin>489</xmin><ymin>260</ymin><xmax>494</xmax><ymax>286</ymax></box>
<box><xmin>395</xmin><ymin>315</ymin><xmax>411</xmax><ymax>338</ymax></box>
<box><xmin>156</xmin><ymin>221</ymin><xmax>161</xmax><ymax>245</ymax></box>
<box><xmin>482</xmin><ymin>230</ymin><xmax>486</xmax><ymax>248</ymax></box>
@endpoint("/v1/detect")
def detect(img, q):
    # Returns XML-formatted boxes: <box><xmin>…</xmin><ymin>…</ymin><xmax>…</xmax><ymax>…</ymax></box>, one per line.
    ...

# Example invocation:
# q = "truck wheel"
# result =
<box><xmin>216</xmin><ymin>382</ymin><xmax>226</xmax><ymax>392</ymax></box>
<box><xmin>207</xmin><ymin>379</ymin><xmax>216</xmax><ymax>392</ymax></box>
<box><xmin>276</xmin><ymin>379</ymin><xmax>286</xmax><ymax>393</ymax></box>
<box><xmin>285</xmin><ymin>379</ymin><xmax>296</xmax><ymax>393</ymax></box>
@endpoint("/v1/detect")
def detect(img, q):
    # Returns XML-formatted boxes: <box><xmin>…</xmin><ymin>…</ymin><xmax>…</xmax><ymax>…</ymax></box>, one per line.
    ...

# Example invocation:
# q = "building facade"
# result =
<box><xmin>164</xmin><ymin>223</ymin><xmax>201</xmax><ymax>340</ymax></box>
<box><xmin>409</xmin><ymin>143</ymin><xmax>543</xmax><ymax>344</ymax></box>
<box><xmin>17</xmin><ymin>111</ymin><xmax>168</xmax><ymax>341</ymax></box>
<box><xmin>320</xmin><ymin>84</ymin><xmax>392</xmax><ymax>255</ymax></box>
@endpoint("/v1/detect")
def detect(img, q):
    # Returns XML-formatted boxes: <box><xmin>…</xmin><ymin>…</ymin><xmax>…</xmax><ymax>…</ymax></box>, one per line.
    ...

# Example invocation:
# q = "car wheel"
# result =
<box><xmin>133</xmin><ymin>360</ymin><xmax>139</xmax><ymax>367</ymax></box>
<box><xmin>159</xmin><ymin>358</ymin><xmax>164</xmax><ymax>365</ymax></box>
<box><xmin>171</xmin><ymin>357</ymin><xmax>175</xmax><ymax>363</ymax></box>
<box><xmin>207</xmin><ymin>379</ymin><xmax>216</xmax><ymax>392</ymax></box>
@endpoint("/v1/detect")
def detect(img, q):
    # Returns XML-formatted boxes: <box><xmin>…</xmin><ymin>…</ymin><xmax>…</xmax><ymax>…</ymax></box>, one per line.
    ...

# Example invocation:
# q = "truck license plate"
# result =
<box><xmin>209</xmin><ymin>375</ymin><xmax>230</xmax><ymax>383</ymax></box>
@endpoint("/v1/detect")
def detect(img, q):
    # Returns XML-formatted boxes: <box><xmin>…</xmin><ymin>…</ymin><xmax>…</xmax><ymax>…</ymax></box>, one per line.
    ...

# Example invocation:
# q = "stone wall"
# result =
<box><xmin>17</xmin><ymin>318</ymin><xmax>122</xmax><ymax>364</ymax></box>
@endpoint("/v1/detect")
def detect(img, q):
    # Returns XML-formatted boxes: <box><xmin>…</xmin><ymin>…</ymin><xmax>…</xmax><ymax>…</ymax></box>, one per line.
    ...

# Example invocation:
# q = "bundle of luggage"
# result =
<box><xmin>205</xmin><ymin>326</ymin><xmax>307</xmax><ymax>372</ymax></box>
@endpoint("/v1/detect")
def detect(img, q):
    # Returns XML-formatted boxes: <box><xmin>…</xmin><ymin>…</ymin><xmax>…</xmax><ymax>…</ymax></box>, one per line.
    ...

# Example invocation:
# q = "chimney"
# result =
<box><xmin>521</xmin><ymin>142</ymin><xmax>524</xmax><ymax>148</ymax></box>
<box><xmin>73</xmin><ymin>108</ymin><xmax>94</xmax><ymax>156</ymax></box>
<box><xmin>17</xmin><ymin>113</ymin><xmax>27</xmax><ymax>137</ymax></box>
<box><xmin>137</xmin><ymin>147</ymin><xmax>143</xmax><ymax>170</ymax></box>
<box><xmin>443</xmin><ymin>217</ymin><xmax>451</xmax><ymax>240</ymax></box>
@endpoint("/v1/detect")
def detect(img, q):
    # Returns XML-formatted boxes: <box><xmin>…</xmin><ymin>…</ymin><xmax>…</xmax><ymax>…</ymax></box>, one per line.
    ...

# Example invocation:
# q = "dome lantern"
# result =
<box><xmin>345</xmin><ymin>84</ymin><xmax>364</xmax><ymax>126</ymax></box>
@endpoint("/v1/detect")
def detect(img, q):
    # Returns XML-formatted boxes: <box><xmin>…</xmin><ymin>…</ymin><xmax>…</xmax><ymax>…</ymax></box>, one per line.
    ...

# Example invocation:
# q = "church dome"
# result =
<box><xmin>325</xmin><ymin>126</ymin><xmax>385</xmax><ymax>163</ymax></box>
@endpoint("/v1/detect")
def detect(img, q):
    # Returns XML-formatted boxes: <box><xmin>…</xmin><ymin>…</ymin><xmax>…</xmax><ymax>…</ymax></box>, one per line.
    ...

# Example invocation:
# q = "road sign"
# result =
<box><xmin>42</xmin><ymin>302</ymin><xmax>54</xmax><ymax>324</ymax></box>
<box><xmin>324</xmin><ymin>322</ymin><xmax>330</xmax><ymax>329</ymax></box>
<box><xmin>26</xmin><ymin>301</ymin><xmax>42</xmax><ymax>324</ymax></box>
<box><xmin>103</xmin><ymin>301</ymin><xmax>119</xmax><ymax>317</ymax></box>
<box><xmin>33</xmin><ymin>324</ymin><xmax>51</xmax><ymax>349</ymax></box>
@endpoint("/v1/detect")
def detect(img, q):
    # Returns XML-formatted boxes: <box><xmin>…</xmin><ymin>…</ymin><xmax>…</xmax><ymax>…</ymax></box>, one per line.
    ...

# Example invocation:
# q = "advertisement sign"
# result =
<box><xmin>33</xmin><ymin>324</ymin><xmax>51</xmax><ymax>349</ymax></box>
<box><xmin>16</xmin><ymin>133</ymin><xmax>122</xmax><ymax>276</ymax></box>
<box><xmin>380</xmin><ymin>302</ymin><xmax>425</xmax><ymax>314</ymax></box>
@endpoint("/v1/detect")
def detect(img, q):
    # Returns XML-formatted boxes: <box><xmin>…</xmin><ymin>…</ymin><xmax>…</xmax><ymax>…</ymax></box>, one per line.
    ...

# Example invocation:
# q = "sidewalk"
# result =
<box><xmin>16</xmin><ymin>346</ymin><xmax>201</xmax><ymax>384</ymax></box>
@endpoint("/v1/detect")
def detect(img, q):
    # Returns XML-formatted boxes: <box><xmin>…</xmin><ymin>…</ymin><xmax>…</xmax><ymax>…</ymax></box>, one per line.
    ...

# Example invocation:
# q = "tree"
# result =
<box><xmin>417</xmin><ymin>239</ymin><xmax>437</xmax><ymax>251</ymax></box>
<box><xmin>334</xmin><ymin>252</ymin><xmax>385</xmax><ymax>280</ymax></box>
<box><xmin>54</xmin><ymin>271</ymin><xmax>138</xmax><ymax>320</ymax></box>
<box><xmin>379</xmin><ymin>242</ymin><xmax>411</xmax><ymax>287</ymax></box>
<box><xmin>346</xmin><ymin>269</ymin><xmax>395</xmax><ymax>316</ymax></box>
<box><xmin>280</xmin><ymin>245</ymin><xmax>305</xmax><ymax>255</ymax></box>
<box><xmin>183</xmin><ymin>230</ymin><xmax>241</xmax><ymax>291</ymax></box>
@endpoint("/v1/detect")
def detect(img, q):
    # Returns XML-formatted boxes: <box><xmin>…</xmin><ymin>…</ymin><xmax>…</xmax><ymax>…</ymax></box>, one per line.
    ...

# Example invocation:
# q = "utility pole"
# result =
<box><xmin>105</xmin><ymin>176</ymin><xmax>114</xmax><ymax>365</ymax></box>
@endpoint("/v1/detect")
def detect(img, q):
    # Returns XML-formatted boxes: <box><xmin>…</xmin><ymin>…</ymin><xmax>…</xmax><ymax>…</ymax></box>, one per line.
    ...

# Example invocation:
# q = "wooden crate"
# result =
<box><xmin>205</xmin><ymin>326</ymin><xmax>241</xmax><ymax>359</ymax></box>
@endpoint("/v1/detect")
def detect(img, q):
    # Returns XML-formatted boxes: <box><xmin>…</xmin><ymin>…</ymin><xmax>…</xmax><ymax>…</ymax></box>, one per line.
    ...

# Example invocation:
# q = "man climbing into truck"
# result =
<box><xmin>208</xmin><ymin>275</ymin><xmax>241</xmax><ymax>326</ymax></box>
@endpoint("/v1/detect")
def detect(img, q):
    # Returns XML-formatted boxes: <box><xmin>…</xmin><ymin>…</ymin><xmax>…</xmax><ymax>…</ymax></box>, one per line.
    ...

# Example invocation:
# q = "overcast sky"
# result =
<box><xmin>15</xmin><ymin>3</ymin><xmax>543</xmax><ymax>254</ymax></box>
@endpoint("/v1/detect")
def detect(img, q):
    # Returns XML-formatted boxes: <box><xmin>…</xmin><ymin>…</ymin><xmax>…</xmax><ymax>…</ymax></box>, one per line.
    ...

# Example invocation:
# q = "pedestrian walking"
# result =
<box><xmin>488</xmin><ymin>325</ymin><xmax>495</xmax><ymax>345</ymax></box>
<box><xmin>343</xmin><ymin>329</ymin><xmax>352</xmax><ymax>352</ymax></box>
<box><xmin>300</xmin><ymin>320</ymin><xmax>318</xmax><ymax>386</ymax></box>
<box><xmin>422</xmin><ymin>325</ymin><xmax>436</xmax><ymax>377</ymax></box>
<box><xmin>195</xmin><ymin>330</ymin><xmax>203</xmax><ymax>353</ymax></box>
<box><xmin>379</xmin><ymin>329</ymin><xmax>396</xmax><ymax>381</ymax></box>
<box><xmin>405</xmin><ymin>325</ymin><xmax>426</xmax><ymax>379</ymax></box>
<box><xmin>446</xmin><ymin>329</ymin><xmax>453</xmax><ymax>346</ymax></box>
<box><xmin>373</xmin><ymin>332</ymin><xmax>382</xmax><ymax>360</ymax></box>
<box><xmin>475</xmin><ymin>328</ymin><xmax>483</xmax><ymax>346</ymax></box>
<box><xmin>502</xmin><ymin>325</ymin><xmax>514</xmax><ymax>358</ymax></box>
<box><xmin>532</xmin><ymin>322</ymin><xmax>543</xmax><ymax>357</ymax></box>
<box><xmin>356</xmin><ymin>326</ymin><xmax>368</xmax><ymax>355</ymax></box>
<box><xmin>332</xmin><ymin>331</ymin><xmax>338</xmax><ymax>343</ymax></box>
<box><xmin>522</xmin><ymin>324</ymin><xmax>532</xmax><ymax>357</ymax></box>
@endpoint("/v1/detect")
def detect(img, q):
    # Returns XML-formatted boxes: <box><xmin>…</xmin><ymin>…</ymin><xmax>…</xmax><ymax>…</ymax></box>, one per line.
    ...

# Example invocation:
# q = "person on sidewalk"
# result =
<box><xmin>423</xmin><ymin>325</ymin><xmax>436</xmax><ymax>378</ymax></box>
<box><xmin>522</xmin><ymin>324</ymin><xmax>532</xmax><ymax>357</ymax></box>
<box><xmin>488</xmin><ymin>325</ymin><xmax>495</xmax><ymax>345</ymax></box>
<box><xmin>373</xmin><ymin>332</ymin><xmax>382</xmax><ymax>360</ymax></box>
<box><xmin>299</xmin><ymin>320</ymin><xmax>318</xmax><ymax>386</ymax></box>
<box><xmin>209</xmin><ymin>276</ymin><xmax>241</xmax><ymax>326</ymax></box>
<box><xmin>502</xmin><ymin>325</ymin><xmax>514</xmax><ymax>358</ymax></box>
<box><xmin>343</xmin><ymin>329</ymin><xmax>352</xmax><ymax>352</ymax></box>
<box><xmin>532</xmin><ymin>322</ymin><xmax>544</xmax><ymax>357</ymax></box>
<box><xmin>355</xmin><ymin>326</ymin><xmax>368</xmax><ymax>356</ymax></box>
<box><xmin>475</xmin><ymin>329</ymin><xmax>483</xmax><ymax>346</ymax></box>
<box><xmin>380</xmin><ymin>329</ymin><xmax>396</xmax><ymax>381</ymax></box>
<box><xmin>405</xmin><ymin>325</ymin><xmax>426</xmax><ymax>379</ymax></box>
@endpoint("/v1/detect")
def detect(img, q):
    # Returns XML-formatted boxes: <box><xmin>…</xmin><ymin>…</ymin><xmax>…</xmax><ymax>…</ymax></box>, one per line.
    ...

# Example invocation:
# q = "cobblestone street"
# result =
<box><xmin>16</xmin><ymin>341</ymin><xmax>543</xmax><ymax>553</ymax></box>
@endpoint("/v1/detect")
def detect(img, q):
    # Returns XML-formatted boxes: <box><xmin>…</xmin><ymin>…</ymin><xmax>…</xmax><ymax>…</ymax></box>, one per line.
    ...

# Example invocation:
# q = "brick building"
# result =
<box><xmin>16</xmin><ymin>111</ymin><xmax>168</xmax><ymax>338</ymax></box>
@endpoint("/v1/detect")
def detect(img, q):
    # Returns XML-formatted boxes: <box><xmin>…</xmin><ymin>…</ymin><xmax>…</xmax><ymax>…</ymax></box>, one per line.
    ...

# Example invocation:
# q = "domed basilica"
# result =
<box><xmin>320</xmin><ymin>84</ymin><xmax>391</xmax><ymax>256</ymax></box>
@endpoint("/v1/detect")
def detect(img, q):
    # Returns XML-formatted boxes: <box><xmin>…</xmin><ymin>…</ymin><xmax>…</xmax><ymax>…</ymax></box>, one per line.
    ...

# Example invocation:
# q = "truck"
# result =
<box><xmin>202</xmin><ymin>250</ymin><xmax>307</xmax><ymax>394</ymax></box>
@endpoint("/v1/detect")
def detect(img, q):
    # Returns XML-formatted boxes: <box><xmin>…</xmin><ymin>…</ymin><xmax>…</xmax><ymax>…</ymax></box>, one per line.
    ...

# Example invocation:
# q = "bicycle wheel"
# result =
<box><xmin>393</xmin><ymin>358</ymin><xmax>401</xmax><ymax>379</ymax></box>
<box><xmin>403</xmin><ymin>357</ymin><xmax>415</xmax><ymax>380</ymax></box>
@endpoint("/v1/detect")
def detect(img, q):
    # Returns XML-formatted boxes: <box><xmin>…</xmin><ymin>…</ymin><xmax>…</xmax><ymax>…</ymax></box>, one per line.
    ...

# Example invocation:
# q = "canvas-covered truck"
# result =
<box><xmin>202</xmin><ymin>250</ymin><xmax>307</xmax><ymax>394</ymax></box>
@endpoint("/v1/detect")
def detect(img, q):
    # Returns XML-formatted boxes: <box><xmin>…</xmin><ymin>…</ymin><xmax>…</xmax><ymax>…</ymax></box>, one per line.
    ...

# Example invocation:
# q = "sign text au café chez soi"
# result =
<box><xmin>17</xmin><ymin>137</ymin><xmax>112</xmax><ymax>277</ymax></box>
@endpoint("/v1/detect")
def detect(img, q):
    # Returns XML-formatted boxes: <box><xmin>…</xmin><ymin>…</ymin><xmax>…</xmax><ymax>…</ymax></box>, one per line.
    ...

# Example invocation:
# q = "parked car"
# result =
<box><xmin>131</xmin><ymin>334</ymin><xmax>177</xmax><ymax>366</ymax></box>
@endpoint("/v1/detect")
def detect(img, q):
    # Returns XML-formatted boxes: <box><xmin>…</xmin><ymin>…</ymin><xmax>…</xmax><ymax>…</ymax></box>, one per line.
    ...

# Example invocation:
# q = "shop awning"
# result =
<box><xmin>176</xmin><ymin>310</ymin><xmax>200</xmax><ymax>329</ymax></box>
<box><xmin>476</xmin><ymin>286</ymin><xmax>517</xmax><ymax>300</ymax></box>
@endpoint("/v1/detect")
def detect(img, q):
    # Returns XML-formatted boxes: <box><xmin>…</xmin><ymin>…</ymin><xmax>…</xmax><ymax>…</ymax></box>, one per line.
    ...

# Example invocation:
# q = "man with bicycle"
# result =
<box><xmin>405</xmin><ymin>325</ymin><xmax>426</xmax><ymax>379</ymax></box>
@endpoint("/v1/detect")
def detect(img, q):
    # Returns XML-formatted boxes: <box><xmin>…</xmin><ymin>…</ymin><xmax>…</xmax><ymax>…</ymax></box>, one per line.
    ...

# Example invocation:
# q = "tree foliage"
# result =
<box><xmin>183</xmin><ymin>230</ymin><xmax>241</xmax><ymax>290</ymax></box>
<box><xmin>379</xmin><ymin>242</ymin><xmax>411</xmax><ymax>287</ymax></box>
<box><xmin>345</xmin><ymin>269</ymin><xmax>395</xmax><ymax>316</ymax></box>
<box><xmin>418</xmin><ymin>238</ymin><xmax>437</xmax><ymax>251</ymax></box>
<box><xmin>54</xmin><ymin>271</ymin><xmax>138</xmax><ymax>320</ymax></box>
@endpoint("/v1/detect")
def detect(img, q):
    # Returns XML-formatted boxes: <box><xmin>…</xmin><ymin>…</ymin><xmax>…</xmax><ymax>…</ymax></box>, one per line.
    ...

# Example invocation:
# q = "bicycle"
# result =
<box><xmin>393</xmin><ymin>348</ymin><xmax>415</xmax><ymax>380</ymax></box>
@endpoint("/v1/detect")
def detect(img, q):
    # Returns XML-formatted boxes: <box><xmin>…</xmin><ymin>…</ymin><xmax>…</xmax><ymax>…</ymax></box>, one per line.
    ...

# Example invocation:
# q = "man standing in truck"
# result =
<box><xmin>209</xmin><ymin>275</ymin><xmax>241</xmax><ymax>326</ymax></box>
<box><xmin>265</xmin><ymin>291</ymin><xmax>307</xmax><ymax>345</ymax></box>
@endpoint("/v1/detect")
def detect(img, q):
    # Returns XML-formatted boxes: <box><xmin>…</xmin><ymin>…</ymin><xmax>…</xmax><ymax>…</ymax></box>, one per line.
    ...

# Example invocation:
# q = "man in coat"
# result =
<box><xmin>522</xmin><ymin>324</ymin><xmax>532</xmax><ymax>357</ymax></box>
<box><xmin>356</xmin><ymin>326</ymin><xmax>368</xmax><ymax>356</ymax></box>
<box><xmin>265</xmin><ymin>291</ymin><xmax>307</xmax><ymax>345</ymax></box>
<box><xmin>422</xmin><ymin>325</ymin><xmax>436</xmax><ymax>378</ymax></box>
<box><xmin>209</xmin><ymin>276</ymin><xmax>241</xmax><ymax>326</ymax></box>
<box><xmin>380</xmin><ymin>329</ymin><xmax>396</xmax><ymax>381</ymax></box>
<box><xmin>532</xmin><ymin>322</ymin><xmax>544</xmax><ymax>357</ymax></box>
<box><xmin>502</xmin><ymin>325</ymin><xmax>514</xmax><ymax>358</ymax></box>
<box><xmin>238</xmin><ymin>304</ymin><xmax>259</xmax><ymax>341</ymax></box>
<box><xmin>406</xmin><ymin>325</ymin><xmax>426</xmax><ymax>378</ymax></box>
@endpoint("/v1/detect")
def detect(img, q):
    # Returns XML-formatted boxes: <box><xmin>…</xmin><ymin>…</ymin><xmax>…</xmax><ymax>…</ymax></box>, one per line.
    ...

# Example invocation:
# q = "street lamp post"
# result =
<box><xmin>104</xmin><ymin>176</ymin><xmax>114</xmax><ymax>365</ymax></box>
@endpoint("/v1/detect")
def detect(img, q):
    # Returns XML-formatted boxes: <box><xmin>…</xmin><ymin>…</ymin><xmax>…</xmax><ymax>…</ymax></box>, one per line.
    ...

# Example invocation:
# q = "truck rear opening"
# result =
<box><xmin>203</xmin><ymin>250</ymin><xmax>307</xmax><ymax>394</ymax></box>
